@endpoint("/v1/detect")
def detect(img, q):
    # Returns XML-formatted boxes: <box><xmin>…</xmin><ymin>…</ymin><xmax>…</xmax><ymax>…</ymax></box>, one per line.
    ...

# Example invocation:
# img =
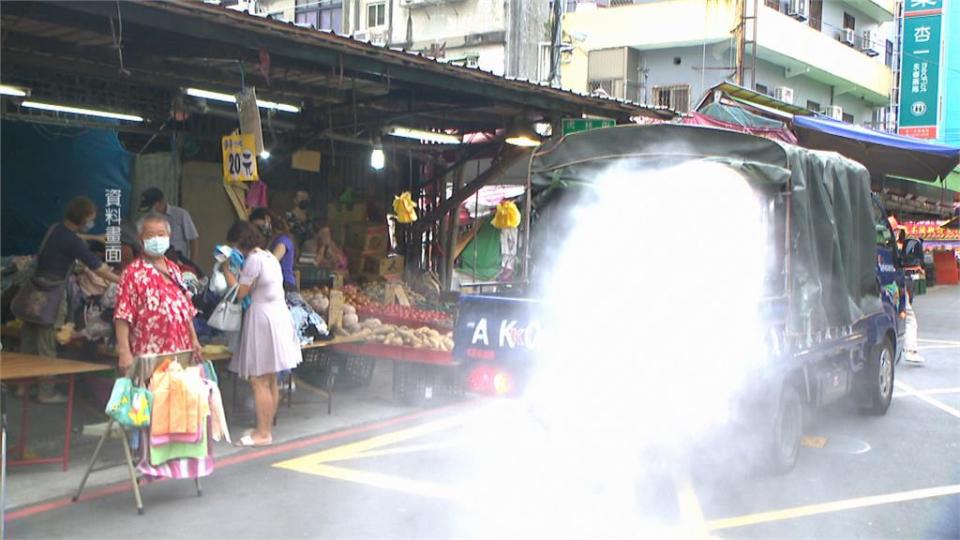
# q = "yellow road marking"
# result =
<box><xmin>344</xmin><ymin>441</ymin><xmax>465</xmax><ymax>461</ymax></box>
<box><xmin>296</xmin><ymin>463</ymin><xmax>459</xmax><ymax>500</ymax></box>
<box><xmin>673</xmin><ymin>472</ymin><xmax>710</xmax><ymax>539</ymax></box>
<box><xmin>800</xmin><ymin>436</ymin><xmax>828</xmax><ymax>449</ymax></box>
<box><xmin>706</xmin><ymin>484</ymin><xmax>960</xmax><ymax>531</ymax></box>
<box><xmin>895</xmin><ymin>381</ymin><xmax>960</xmax><ymax>419</ymax></box>
<box><xmin>274</xmin><ymin>414</ymin><xmax>469</xmax><ymax>469</ymax></box>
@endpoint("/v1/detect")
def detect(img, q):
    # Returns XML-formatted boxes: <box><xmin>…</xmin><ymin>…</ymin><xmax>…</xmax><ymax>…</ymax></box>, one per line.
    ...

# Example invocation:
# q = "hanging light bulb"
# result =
<box><xmin>370</xmin><ymin>145</ymin><xmax>385</xmax><ymax>170</ymax></box>
<box><xmin>505</xmin><ymin>119</ymin><xmax>542</xmax><ymax>147</ymax></box>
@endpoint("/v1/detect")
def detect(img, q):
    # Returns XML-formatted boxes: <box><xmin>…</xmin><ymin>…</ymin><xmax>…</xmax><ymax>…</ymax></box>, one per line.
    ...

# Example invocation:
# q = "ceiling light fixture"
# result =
<box><xmin>185</xmin><ymin>88</ymin><xmax>300</xmax><ymax>113</ymax></box>
<box><xmin>0</xmin><ymin>84</ymin><xmax>29</xmax><ymax>97</ymax></box>
<box><xmin>384</xmin><ymin>125</ymin><xmax>462</xmax><ymax>144</ymax></box>
<box><xmin>21</xmin><ymin>101</ymin><xmax>144</xmax><ymax>122</ymax></box>
<box><xmin>504</xmin><ymin>121</ymin><xmax>542</xmax><ymax>147</ymax></box>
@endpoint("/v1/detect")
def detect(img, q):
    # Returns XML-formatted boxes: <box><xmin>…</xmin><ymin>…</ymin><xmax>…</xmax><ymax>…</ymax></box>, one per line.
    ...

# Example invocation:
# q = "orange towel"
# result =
<box><xmin>149</xmin><ymin>362</ymin><xmax>209</xmax><ymax>437</ymax></box>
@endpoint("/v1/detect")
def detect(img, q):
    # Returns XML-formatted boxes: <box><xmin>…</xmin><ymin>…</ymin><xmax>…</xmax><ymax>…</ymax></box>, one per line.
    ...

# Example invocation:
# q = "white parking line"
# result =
<box><xmin>917</xmin><ymin>338</ymin><xmax>960</xmax><ymax>345</ymax></box>
<box><xmin>893</xmin><ymin>387</ymin><xmax>960</xmax><ymax>399</ymax></box>
<box><xmin>895</xmin><ymin>381</ymin><xmax>960</xmax><ymax>419</ymax></box>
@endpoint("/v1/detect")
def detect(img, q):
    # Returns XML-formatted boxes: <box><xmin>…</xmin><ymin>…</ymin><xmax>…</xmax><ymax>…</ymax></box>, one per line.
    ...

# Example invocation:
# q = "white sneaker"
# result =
<box><xmin>904</xmin><ymin>352</ymin><xmax>925</xmax><ymax>365</ymax></box>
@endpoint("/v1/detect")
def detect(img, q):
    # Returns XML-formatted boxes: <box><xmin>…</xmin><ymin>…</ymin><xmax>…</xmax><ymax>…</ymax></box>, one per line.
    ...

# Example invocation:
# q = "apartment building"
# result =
<box><xmin>561</xmin><ymin>0</ymin><xmax>898</xmax><ymax>127</ymax></box>
<box><xmin>249</xmin><ymin>0</ymin><xmax>550</xmax><ymax>80</ymax></box>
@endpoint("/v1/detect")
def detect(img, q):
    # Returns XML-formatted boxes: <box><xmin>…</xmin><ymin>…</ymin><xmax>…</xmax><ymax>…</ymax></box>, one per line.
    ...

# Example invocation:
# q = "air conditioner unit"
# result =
<box><xmin>840</xmin><ymin>28</ymin><xmax>856</xmax><ymax>46</ymax></box>
<box><xmin>773</xmin><ymin>86</ymin><xmax>795</xmax><ymax>105</ymax></box>
<box><xmin>400</xmin><ymin>0</ymin><xmax>467</xmax><ymax>6</ymax></box>
<box><xmin>825</xmin><ymin>105</ymin><xmax>844</xmax><ymax>121</ymax></box>
<box><xmin>861</xmin><ymin>30</ymin><xmax>880</xmax><ymax>57</ymax></box>
<box><xmin>787</xmin><ymin>0</ymin><xmax>808</xmax><ymax>21</ymax></box>
<box><xmin>369</xmin><ymin>29</ymin><xmax>388</xmax><ymax>46</ymax></box>
<box><xmin>352</xmin><ymin>30</ymin><xmax>369</xmax><ymax>42</ymax></box>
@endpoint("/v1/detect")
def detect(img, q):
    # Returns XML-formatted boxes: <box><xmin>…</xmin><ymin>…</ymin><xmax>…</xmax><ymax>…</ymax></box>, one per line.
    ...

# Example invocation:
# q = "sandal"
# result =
<box><xmin>236</xmin><ymin>434</ymin><xmax>272</xmax><ymax>448</ymax></box>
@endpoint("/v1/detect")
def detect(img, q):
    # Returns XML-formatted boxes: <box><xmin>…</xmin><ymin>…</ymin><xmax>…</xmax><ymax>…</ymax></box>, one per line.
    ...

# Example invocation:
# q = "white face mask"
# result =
<box><xmin>84</xmin><ymin>219</ymin><xmax>96</xmax><ymax>232</ymax></box>
<box><xmin>143</xmin><ymin>236</ymin><xmax>170</xmax><ymax>257</ymax></box>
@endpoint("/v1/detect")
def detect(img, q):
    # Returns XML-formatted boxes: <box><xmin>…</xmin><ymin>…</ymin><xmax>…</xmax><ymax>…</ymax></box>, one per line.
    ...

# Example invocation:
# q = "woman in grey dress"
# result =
<box><xmin>223</xmin><ymin>221</ymin><xmax>302</xmax><ymax>447</ymax></box>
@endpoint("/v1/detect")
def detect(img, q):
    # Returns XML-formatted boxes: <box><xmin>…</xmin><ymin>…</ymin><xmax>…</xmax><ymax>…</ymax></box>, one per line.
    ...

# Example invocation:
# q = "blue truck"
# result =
<box><xmin>451</xmin><ymin>125</ymin><xmax>906</xmax><ymax>473</ymax></box>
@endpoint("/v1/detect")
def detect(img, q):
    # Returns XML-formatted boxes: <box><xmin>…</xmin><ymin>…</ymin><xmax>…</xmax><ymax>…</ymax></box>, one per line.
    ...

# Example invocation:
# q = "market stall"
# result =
<box><xmin>901</xmin><ymin>220</ymin><xmax>960</xmax><ymax>286</ymax></box>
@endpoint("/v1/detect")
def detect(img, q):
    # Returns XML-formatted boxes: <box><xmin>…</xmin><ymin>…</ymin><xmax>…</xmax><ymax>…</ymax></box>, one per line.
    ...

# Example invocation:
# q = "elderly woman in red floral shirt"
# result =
<box><xmin>114</xmin><ymin>213</ymin><xmax>201</xmax><ymax>370</ymax></box>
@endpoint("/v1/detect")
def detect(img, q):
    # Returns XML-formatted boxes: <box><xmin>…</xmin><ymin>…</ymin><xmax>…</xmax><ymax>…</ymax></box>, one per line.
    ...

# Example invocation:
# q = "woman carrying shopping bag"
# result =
<box><xmin>221</xmin><ymin>221</ymin><xmax>302</xmax><ymax>447</ymax></box>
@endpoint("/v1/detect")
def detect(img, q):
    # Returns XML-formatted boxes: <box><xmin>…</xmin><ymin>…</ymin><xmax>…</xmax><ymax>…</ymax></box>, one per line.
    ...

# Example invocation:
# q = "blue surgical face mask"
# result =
<box><xmin>143</xmin><ymin>236</ymin><xmax>170</xmax><ymax>257</ymax></box>
<box><xmin>84</xmin><ymin>219</ymin><xmax>95</xmax><ymax>232</ymax></box>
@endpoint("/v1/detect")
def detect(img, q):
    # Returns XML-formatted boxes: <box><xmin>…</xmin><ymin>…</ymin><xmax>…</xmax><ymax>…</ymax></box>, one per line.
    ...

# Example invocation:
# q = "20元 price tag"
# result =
<box><xmin>222</xmin><ymin>134</ymin><xmax>259</xmax><ymax>182</ymax></box>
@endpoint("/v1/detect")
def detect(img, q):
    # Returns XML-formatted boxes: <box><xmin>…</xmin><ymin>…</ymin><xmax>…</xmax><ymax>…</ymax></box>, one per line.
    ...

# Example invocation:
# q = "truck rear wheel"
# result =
<box><xmin>763</xmin><ymin>384</ymin><xmax>803</xmax><ymax>475</ymax></box>
<box><xmin>859</xmin><ymin>340</ymin><xmax>894</xmax><ymax>416</ymax></box>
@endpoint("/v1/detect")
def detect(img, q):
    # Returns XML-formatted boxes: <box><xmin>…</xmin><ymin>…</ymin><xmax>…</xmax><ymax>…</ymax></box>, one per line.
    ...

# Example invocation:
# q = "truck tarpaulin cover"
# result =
<box><xmin>529</xmin><ymin>124</ymin><xmax>881</xmax><ymax>335</ymax></box>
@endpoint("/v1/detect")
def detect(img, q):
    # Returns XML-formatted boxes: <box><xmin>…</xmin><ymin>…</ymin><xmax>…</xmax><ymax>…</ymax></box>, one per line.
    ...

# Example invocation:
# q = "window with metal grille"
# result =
<box><xmin>756</xmin><ymin>83</ymin><xmax>769</xmax><ymax>95</ymax></box>
<box><xmin>295</xmin><ymin>0</ymin><xmax>343</xmax><ymax>33</ymax></box>
<box><xmin>652</xmin><ymin>84</ymin><xmax>691</xmax><ymax>112</ymax></box>
<box><xmin>842</xmin><ymin>112</ymin><xmax>854</xmax><ymax>124</ymax></box>
<box><xmin>806</xmin><ymin>100</ymin><xmax>821</xmax><ymax>113</ymax></box>
<box><xmin>808</xmin><ymin>0</ymin><xmax>823</xmax><ymax>31</ymax></box>
<box><xmin>843</xmin><ymin>12</ymin><xmax>855</xmax><ymax>31</ymax></box>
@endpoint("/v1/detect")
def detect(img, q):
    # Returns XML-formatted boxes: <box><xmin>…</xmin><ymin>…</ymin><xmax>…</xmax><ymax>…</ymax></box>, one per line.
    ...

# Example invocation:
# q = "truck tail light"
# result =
<box><xmin>468</xmin><ymin>364</ymin><xmax>514</xmax><ymax>396</ymax></box>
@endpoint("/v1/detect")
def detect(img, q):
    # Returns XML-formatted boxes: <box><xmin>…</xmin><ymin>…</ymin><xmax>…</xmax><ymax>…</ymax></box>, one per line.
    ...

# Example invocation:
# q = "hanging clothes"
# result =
<box><xmin>138</xmin><ymin>359</ymin><xmax>222</xmax><ymax>481</ymax></box>
<box><xmin>245</xmin><ymin>181</ymin><xmax>268</xmax><ymax>209</ymax></box>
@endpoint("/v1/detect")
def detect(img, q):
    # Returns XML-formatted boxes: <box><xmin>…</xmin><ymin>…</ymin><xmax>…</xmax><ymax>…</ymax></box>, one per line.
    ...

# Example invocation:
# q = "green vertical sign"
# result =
<box><xmin>898</xmin><ymin>0</ymin><xmax>943</xmax><ymax>139</ymax></box>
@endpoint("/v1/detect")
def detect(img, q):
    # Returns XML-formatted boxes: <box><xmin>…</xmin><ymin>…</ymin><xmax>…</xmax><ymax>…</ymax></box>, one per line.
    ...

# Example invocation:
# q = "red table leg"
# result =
<box><xmin>16</xmin><ymin>380</ymin><xmax>30</xmax><ymax>460</ymax></box>
<box><xmin>62</xmin><ymin>374</ymin><xmax>76</xmax><ymax>471</ymax></box>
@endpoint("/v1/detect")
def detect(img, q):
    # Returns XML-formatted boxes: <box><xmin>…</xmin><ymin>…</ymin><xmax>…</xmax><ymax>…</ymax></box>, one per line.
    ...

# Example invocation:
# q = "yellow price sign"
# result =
<box><xmin>222</xmin><ymin>134</ymin><xmax>259</xmax><ymax>182</ymax></box>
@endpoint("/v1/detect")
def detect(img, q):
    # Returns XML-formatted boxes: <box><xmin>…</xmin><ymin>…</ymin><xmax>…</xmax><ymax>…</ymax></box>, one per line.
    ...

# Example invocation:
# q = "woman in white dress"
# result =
<box><xmin>223</xmin><ymin>221</ymin><xmax>302</xmax><ymax>446</ymax></box>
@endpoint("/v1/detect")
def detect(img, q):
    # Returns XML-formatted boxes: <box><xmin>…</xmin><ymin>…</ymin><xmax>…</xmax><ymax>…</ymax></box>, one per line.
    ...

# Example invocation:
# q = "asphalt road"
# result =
<box><xmin>6</xmin><ymin>286</ymin><xmax>958</xmax><ymax>539</ymax></box>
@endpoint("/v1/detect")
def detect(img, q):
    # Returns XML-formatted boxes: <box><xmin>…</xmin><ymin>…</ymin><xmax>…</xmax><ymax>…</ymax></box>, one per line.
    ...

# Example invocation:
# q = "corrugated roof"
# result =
<box><xmin>149</xmin><ymin>0</ymin><xmax>676</xmax><ymax>120</ymax></box>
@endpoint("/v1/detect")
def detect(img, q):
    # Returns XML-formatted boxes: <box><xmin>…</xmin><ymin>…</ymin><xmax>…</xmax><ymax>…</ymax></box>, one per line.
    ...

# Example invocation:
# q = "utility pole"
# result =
<box><xmin>548</xmin><ymin>0</ymin><xmax>565</xmax><ymax>86</ymax></box>
<box><xmin>736</xmin><ymin>0</ymin><xmax>758</xmax><ymax>89</ymax></box>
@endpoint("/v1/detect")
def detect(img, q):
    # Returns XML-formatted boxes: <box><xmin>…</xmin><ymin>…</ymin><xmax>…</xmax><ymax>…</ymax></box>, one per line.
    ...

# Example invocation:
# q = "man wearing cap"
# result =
<box><xmin>139</xmin><ymin>188</ymin><xmax>199</xmax><ymax>262</ymax></box>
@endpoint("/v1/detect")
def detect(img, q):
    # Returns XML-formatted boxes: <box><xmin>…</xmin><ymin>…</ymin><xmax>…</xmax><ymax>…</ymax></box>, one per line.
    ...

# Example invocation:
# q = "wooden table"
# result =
<box><xmin>0</xmin><ymin>353</ymin><xmax>113</xmax><ymax>471</ymax></box>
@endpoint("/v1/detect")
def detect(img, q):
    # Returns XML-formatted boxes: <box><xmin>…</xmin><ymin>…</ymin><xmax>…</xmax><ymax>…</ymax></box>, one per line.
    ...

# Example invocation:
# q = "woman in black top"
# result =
<box><xmin>22</xmin><ymin>196</ymin><xmax>119</xmax><ymax>403</ymax></box>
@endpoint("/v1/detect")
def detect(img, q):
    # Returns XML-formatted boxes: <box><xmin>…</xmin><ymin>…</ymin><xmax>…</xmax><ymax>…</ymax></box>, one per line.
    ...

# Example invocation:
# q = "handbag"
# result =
<box><xmin>207</xmin><ymin>283</ymin><xmax>242</xmax><ymax>332</ymax></box>
<box><xmin>11</xmin><ymin>226</ymin><xmax>67</xmax><ymax>326</ymax></box>
<box><xmin>105</xmin><ymin>377</ymin><xmax>153</xmax><ymax>427</ymax></box>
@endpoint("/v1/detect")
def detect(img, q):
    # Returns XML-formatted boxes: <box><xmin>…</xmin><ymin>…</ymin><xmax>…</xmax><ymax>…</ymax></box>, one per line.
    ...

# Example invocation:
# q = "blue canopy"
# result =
<box><xmin>793</xmin><ymin>115</ymin><xmax>960</xmax><ymax>182</ymax></box>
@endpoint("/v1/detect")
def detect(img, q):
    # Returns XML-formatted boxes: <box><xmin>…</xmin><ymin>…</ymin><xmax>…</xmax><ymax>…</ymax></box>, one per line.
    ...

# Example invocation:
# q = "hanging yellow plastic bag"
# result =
<box><xmin>393</xmin><ymin>192</ymin><xmax>418</xmax><ymax>223</ymax></box>
<box><xmin>492</xmin><ymin>200</ymin><xmax>521</xmax><ymax>229</ymax></box>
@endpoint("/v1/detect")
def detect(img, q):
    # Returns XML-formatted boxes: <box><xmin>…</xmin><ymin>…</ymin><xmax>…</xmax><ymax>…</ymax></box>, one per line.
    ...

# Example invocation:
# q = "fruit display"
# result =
<box><xmin>343</xmin><ymin>284</ymin><xmax>375</xmax><ymax>308</ymax></box>
<box><xmin>356</xmin><ymin>303</ymin><xmax>451</xmax><ymax>327</ymax></box>
<box><xmin>338</xmin><ymin>318</ymin><xmax>455</xmax><ymax>352</ymax></box>
<box><xmin>300</xmin><ymin>287</ymin><xmax>330</xmax><ymax>313</ymax></box>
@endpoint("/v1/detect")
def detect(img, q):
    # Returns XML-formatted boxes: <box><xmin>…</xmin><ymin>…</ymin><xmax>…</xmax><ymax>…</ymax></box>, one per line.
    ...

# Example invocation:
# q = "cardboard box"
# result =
<box><xmin>327</xmin><ymin>203</ymin><xmax>366</xmax><ymax>224</ymax></box>
<box><xmin>291</xmin><ymin>149</ymin><xmax>321</xmax><ymax>172</ymax></box>
<box><xmin>345</xmin><ymin>225</ymin><xmax>388</xmax><ymax>253</ymax></box>
<box><xmin>327</xmin><ymin>290</ymin><xmax>344</xmax><ymax>329</ymax></box>
<box><xmin>362</xmin><ymin>254</ymin><xmax>404</xmax><ymax>278</ymax></box>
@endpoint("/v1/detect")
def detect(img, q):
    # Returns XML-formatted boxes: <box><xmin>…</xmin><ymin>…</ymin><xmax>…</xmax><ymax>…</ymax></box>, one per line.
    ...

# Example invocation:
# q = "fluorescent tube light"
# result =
<box><xmin>185</xmin><ymin>87</ymin><xmax>300</xmax><ymax>113</ymax></box>
<box><xmin>21</xmin><ymin>101</ymin><xmax>143</xmax><ymax>122</ymax></box>
<box><xmin>385</xmin><ymin>125</ymin><xmax>462</xmax><ymax>144</ymax></box>
<box><xmin>0</xmin><ymin>84</ymin><xmax>29</xmax><ymax>97</ymax></box>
